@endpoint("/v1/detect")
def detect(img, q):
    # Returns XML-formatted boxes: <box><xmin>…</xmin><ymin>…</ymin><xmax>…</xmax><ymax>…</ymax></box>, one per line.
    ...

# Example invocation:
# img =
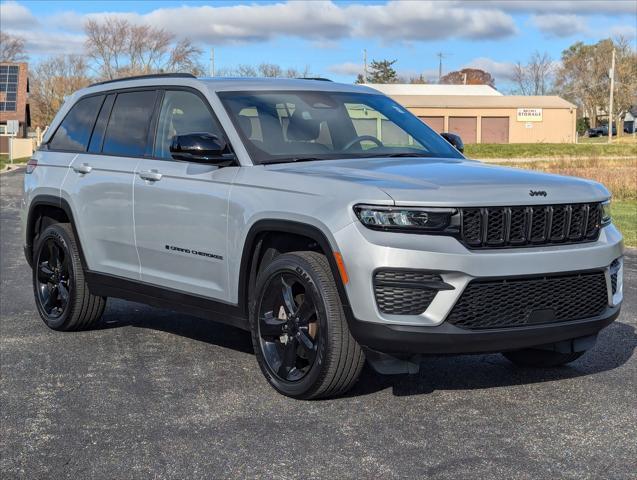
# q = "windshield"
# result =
<box><xmin>218</xmin><ymin>90</ymin><xmax>463</xmax><ymax>164</ymax></box>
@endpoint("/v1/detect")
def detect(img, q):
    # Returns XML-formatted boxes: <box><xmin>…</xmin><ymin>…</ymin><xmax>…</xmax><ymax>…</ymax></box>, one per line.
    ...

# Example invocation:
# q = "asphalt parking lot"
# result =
<box><xmin>1</xmin><ymin>167</ymin><xmax>636</xmax><ymax>479</ymax></box>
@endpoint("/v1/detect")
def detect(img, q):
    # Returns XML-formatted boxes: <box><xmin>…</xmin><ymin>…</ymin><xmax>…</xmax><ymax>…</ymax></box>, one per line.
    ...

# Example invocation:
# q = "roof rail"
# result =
<box><xmin>296</xmin><ymin>77</ymin><xmax>333</xmax><ymax>82</ymax></box>
<box><xmin>89</xmin><ymin>73</ymin><xmax>197</xmax><ymax>87</ymax></box>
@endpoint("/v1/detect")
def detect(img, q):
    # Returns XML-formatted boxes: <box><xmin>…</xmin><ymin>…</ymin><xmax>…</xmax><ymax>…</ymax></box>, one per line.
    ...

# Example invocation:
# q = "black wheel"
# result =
<box><xmin>250</xmin><ymin>251</ymin><xmax>364</xmax><ymax>399</ymax></box>
<box><xmin>33</xmin><ymin>223</ymin><xmax>106</xmax><ymax>331</ymax></box>
<box><xmin>502</xmin><ymin>349</ymin><xmax>585</xmax><ymax>367</ymax></box>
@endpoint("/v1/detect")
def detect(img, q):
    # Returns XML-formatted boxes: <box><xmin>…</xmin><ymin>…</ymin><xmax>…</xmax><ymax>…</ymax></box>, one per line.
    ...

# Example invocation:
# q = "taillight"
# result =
<box><xmin>25</xmin><ymin>158</ymin><xmax>37</xmax><ymax>174</ymax></box>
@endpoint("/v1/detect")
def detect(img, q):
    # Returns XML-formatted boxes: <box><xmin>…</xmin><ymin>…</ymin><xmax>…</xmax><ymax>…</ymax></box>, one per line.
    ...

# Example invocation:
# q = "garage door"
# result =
<box><xmin>419</xmin><ymin>116</ymin><xmax>444</xmax><ymax>133</ymax></box>
<box><xmin>448</xmin><ymin>117</ymin><xmax>477</xmax><ymax>144</ymax></box>
<box><xmin>481</xmin><ymin>117</ymin><xmax>509</xmax><ymax>143</ymax></box>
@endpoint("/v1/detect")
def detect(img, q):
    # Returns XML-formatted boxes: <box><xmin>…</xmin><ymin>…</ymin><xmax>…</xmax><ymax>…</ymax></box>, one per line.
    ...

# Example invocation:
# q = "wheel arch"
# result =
<box><xmin>26</xmin><ymin>195</ymin><xmax>87</xmax><ymax>270</ymax></box>
<box><xmin>238</xmin><ymin>219</ymin><xmax>353</xmax><ymax>322</ymax></box>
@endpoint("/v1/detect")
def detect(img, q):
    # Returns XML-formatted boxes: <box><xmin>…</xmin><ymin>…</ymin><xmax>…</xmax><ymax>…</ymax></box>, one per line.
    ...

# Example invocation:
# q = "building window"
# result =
<box><xmin>0</xmin><ymin>65</ymin><xmax>19</xmax><ymax>112</ymax></box>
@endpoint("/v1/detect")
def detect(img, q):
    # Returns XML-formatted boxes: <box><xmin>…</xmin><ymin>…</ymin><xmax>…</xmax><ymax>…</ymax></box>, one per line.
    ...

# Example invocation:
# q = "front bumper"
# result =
<box><xmin>349</xmin><ymin>306</ymin><xmax>620</xmax><ymax>355</ymax></box>
<box><xmin>334</xmin><ymin>221</ymin><xmax>624</xmax><ymax>355</ymax></box>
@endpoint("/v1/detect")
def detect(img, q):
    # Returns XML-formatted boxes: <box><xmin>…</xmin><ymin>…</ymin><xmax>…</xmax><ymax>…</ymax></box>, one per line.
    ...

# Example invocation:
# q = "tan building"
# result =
<box><xmin>369</xmin><ymin>84</ymin><xmax>577</xmax><ymax>144</ymax></box>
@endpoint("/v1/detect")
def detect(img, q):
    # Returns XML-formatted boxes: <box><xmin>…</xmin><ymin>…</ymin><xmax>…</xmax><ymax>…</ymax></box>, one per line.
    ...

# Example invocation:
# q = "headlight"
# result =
<box><xmin>354</xmin><ymin>204</ymin><xmax>456</xmax><ymax>232</ymax></box>
<box><xmin>601</xmin><ymin>200</ymin><xmax>612</xmax><ymax>226</ymax></box>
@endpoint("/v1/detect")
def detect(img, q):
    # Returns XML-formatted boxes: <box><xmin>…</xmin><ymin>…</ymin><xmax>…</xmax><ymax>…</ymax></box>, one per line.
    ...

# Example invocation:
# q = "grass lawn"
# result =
<box><xmin>493</xmin><ymin>157</ymin><xmax>637</xmax><ymax>247</ymax></box>
<box><xmin>0</xmin><ymin>154</ymin><xmax>29</xmax><ymax>170</ymax></box>
<box><xmin>612</xmin><ymin>200</ymin><xmax>637</xmax><ymax>248</ymax></box>
<box><xmin>466</xmin><ymin>138</ymin><xmax>636</xmax><ymax>159</ymax></box>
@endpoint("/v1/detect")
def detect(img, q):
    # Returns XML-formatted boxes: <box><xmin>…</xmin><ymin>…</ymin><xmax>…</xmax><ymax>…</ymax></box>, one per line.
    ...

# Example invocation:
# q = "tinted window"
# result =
<box><xmin>88</xmin><ymin>94</ymin><xmax>115</xmax><ymax>153</ymax></box>
<box><xmin>102</xmin><ymin>91</ymin><xmax>156</xmax><ymax>157</ymax></box>
<box><xmin>49</xmin><ymin>95</ymin><xmax>104</xmax><ymax>151</ymax></box>
<box><xmin>154</xmin><ymin>90</ymin><xmax>224</xmax><ymax>159</ymax></box>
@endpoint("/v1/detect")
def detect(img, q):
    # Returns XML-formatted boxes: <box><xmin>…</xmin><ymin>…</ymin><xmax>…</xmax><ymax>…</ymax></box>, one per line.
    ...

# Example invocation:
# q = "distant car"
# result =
<box><xmin>587</xmin><ymin>125</ymin><xmax>617</xmax><ymax>137</ymax></box>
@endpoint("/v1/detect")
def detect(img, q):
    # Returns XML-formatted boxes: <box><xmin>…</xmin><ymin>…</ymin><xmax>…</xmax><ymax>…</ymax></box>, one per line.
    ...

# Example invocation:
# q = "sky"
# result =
<box><xmin>1</xmin><ymin>0</ymin><xmax>636</xmax><ymax>91</ymax></box>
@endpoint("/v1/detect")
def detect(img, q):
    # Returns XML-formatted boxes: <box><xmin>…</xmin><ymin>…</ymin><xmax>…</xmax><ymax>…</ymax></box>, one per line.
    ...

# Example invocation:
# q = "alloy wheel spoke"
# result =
<box><xmin>296</xmin><ymin>329</ymin><xmax>314</xmax><ymax>352</ymax></box>
<box><xmin>295</xmin><ymin>299</ymin><xmax>315</xmax><ymax>326</ymax></box>
<box><xmin>281</xmin><ymin>276</ymin><xmax>297</xmax><ymax>315</ymax></box>
<box><xmin>259</xmin><ymin>311</ymin><xmax>286</xmax><ymax>338</ymax></box>
<box><xmin>38</xmin><ymin>262</ymin><xmax>55</xmax><ymax>283</ymax></box>
<box><xmin>41</xmin><ymin>287</ymin><xmax>53</xmax><ymax>312</ymax></box>
<box><xmin>58</xmin><ymin>282</ymin><xmax>70</xmax><ymax>303</ymax></box>
<box><xmin>277</xmin><ymin>337</ymin><xmax>298</xmax><ymax>378</ymax></box>
<box><xmin>57</xmin><ymin>248</ymin><xmax>68</xmax><ymax>274</ymax></box>
<box><xmin>48</xmin><ymin>241</ymin><xmax>60</xmax><ymax>268</ymax></box>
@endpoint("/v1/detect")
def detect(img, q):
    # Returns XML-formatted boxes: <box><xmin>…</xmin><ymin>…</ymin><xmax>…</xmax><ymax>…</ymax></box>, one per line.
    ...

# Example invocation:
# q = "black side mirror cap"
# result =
<box><xmin>170</xmin><ymin>133</ymin><xmax>235</xmax><ymax>165</ymax></box>
<box><xmin>441</xmin><ymin>132</ymin><xmax>464</xmax><ymax>153</ymax></box>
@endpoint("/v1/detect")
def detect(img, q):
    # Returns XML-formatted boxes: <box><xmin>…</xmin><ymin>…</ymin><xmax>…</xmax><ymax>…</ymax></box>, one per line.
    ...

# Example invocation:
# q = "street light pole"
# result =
<box><xmin>608</xmin><ymin>47</ymin><xmax>615</xmax><ymax>143</ymax></box>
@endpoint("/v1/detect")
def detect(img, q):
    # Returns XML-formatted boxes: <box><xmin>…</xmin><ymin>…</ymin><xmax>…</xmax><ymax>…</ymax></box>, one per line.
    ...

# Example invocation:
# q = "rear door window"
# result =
<box><xmin>102</xmin><ymin>90</ymin><xmax>157</xmax><ymax>157</ymax></box>
<box><xmin>88</xmin><ymin>94</ymin><xmax>115</xmax><ymax>153</ymax></box>
<box><xmin>49</xmin><ymin>95</ymin><xmax>104</xmax><ymax>152</ymax></box>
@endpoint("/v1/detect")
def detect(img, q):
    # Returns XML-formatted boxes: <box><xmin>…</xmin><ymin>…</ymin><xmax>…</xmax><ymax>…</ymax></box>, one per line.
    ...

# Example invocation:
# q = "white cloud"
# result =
<box><xmin>72</xmin><ymin>2</ymin><xmax>351</xmax><ymax>44</ymax></box>
<box><xmin>348</xmin><ymin>1</ymin><xmax>517</xmax><ymax>41</ymax></box>
<box><xmin>0</xmin><ymin>1</ymin><xmax>39</xmax><ymax>28</ymax></box>
<box><xmin>328</xmin><ymin>62</ymin><xmax>364</xmax><ymax>76</ymax></box>
<box><xmin>5</xmin><ymin>0</ymin><xmax>519</xmax><ymax>57</ymax></box>
<box><xmin>461</xmin><ymin>1</ymin><xmax>636</xmax><ymax>15</ymax></box>
<box><xmin>531</xmin><ymin>14</ymin><xmax>588</xmax><ymax>38</ymax></box>
<box><xmin>465</xmin><ymin>57</ymin><xmax>517</xmax><ymax>82</ymax></box>
<box><xmin>5</xmin><ymin>27</ymin><xmax>86</xmax><ymax>56</ymax></box>
<box><xmin>610</xmin><ymin>24</ymin><xmax>637</xmax><ymax>40</ymax></box>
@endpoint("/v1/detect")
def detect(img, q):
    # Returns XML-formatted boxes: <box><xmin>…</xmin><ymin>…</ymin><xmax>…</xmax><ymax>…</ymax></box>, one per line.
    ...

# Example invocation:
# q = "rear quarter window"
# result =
<box><xmin>49</xmin><ymin>95</ymin><xmax>104</xmax><ymax>152</ymax></box>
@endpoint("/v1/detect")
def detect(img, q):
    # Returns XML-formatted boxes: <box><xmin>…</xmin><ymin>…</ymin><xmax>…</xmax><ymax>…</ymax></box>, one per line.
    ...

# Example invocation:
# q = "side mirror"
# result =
<box><xmin>441</xmin><ymin>132</ymin><xmax>464</xmax><ymax>153</ymax></box>
<box><xmin>170</xmin><ymin>133</ymin><xmax>234</xmax><ymax>164</ymax></box>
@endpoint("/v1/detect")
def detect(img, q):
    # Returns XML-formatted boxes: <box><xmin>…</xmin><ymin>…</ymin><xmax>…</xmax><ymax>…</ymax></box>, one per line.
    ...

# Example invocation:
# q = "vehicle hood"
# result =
<box><xmin>266</xmin><ymin>157</ymin><xmax>610</xmax><ymax>206</ymax></box>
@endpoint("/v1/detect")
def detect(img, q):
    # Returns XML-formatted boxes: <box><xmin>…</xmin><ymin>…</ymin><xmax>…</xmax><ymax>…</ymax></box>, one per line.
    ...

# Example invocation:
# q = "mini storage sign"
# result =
<box><xmin>517</xmin><ymin>108</ymin><xmax>543</xmax><ymax>122</ymax></box>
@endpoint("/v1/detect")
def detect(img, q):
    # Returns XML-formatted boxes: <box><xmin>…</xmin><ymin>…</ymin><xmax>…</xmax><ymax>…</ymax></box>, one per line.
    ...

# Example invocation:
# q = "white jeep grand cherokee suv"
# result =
<box><xmin>22</xmin><ymin>74</ymin><xmax>624</xmax><ymax>399</ymax></box>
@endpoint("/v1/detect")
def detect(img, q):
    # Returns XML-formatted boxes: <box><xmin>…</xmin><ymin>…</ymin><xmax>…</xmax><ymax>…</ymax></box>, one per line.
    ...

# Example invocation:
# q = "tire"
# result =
<box><xmin>32</xmin><ymin>223</ymin><xmax>106</xmax><ymax>331</ymax></box>
<box><xmin>249</xmin><ymin>251</ymin><xmax>365</xmax><ymax>399</ymax></box>
<box><xmin>502</xmin><ymin>349</ymin><xmax>585</xmax><ymax>367</ymax></box>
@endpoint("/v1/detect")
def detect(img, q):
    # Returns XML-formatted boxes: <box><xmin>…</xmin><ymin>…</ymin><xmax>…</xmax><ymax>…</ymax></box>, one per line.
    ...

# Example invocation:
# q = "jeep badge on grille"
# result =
<box><xmin>529</xmin><ymin>190</ymin><xmax>548</xmax><ymax>197</ymax></box>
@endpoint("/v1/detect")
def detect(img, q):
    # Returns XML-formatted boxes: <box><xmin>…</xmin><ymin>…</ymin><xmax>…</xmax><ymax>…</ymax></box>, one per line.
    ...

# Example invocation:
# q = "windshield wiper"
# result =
<box><xmin>261</xmin><ymin>157</ymin><xmax>326</xmax><ymax>165</ymax></box>
<box><xmin>381</xmin><ymin>152</ymin><xmax>435</xmax><ymax>158</ymax></box>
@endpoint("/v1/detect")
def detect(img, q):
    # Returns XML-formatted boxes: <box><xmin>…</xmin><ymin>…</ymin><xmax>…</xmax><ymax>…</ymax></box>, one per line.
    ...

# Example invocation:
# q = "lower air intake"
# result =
<box><xmin>447</xmin><ymin>271</ymin><xmax>608</xmax><ymax>329</ymax></box>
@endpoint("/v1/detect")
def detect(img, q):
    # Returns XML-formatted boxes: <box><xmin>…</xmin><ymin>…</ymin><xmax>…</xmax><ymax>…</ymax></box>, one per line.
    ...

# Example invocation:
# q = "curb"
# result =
<box><xmin>0</xmin><ymin>164</ymin><xmax>25</xmax><ymax>175</ymax></box>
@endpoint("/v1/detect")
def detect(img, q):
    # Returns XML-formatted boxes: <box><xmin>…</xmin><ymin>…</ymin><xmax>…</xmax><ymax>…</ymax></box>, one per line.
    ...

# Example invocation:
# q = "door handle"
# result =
<box><xmin>72</xmin><ymin>163</ymin><xmax>92</xmax><ymax>174</ymax></box>
<box><xmin>138</xmin><ymin>170</ymin><xmax>163</xmax><ymax>182</ymax></box>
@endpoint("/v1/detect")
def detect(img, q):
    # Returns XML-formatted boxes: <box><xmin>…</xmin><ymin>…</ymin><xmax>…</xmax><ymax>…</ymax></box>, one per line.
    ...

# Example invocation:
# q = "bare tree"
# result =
<box><xmin>0</xmin><ymin>32</ymin><xmax>27</xmax><ymax>62</ymax></box>
<box><xmin>84</xmin><ymin>17</ymin><xmax>203</xmax><ymax>80</ymax></box>
<box><xmin>218</xmin><ymin>63</ymin><xmax>311</xmax><ymax>78</ymax></box>
<box><xmin>513</xmin><ymin>51</ymin><xmax>554</xmax><ymax>95</ymax></box>
<box><xmin>30</xmin><ymin>55</ymin><xmax>90</xmax><ymax>127</ymax></box>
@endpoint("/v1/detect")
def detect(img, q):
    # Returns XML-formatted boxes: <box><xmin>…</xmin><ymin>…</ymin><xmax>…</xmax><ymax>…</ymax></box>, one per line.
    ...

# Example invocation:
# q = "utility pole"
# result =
<box><xmin>437</xmin><ymin>52</ymin><xmax>450</xmax><ymax>83</ymax></box>
<box><xmin>608</xmin><ymin>47</ymin><xmax>615</xmax><ymax>143</ymax></box>
<box><xmin>363</xmin><ymin>49</ymin><xmax>368</xmax><ymax>83</ymax></box>
<box><xmin>209</xmin><ymin>48</ymin><xmax>215</xmax><ymax>77</ymax></box>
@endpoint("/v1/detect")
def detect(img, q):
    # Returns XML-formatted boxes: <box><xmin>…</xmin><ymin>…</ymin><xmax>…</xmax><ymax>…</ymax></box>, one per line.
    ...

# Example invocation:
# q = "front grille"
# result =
<box><xmin>374</xmin><ymin>270</ymin><xmax>446</xmax><ymax>315</ymax></box>
<box><xmin>447</xmin><ymin>271</ymin><xmax>608</xmax><ymax>329</ymax></box>
<box><xmin>460</xmin><ymin>203</ymin><xmax>602</xmax><ymax>249</ymax></box>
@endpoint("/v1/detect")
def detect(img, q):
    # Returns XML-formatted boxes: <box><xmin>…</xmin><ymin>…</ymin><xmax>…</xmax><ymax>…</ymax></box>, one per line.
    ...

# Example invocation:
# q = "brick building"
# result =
<box><xmin>0</xmin><ymin>62</ymin><xmax>30</xmax><ymax>138</ymax></box>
